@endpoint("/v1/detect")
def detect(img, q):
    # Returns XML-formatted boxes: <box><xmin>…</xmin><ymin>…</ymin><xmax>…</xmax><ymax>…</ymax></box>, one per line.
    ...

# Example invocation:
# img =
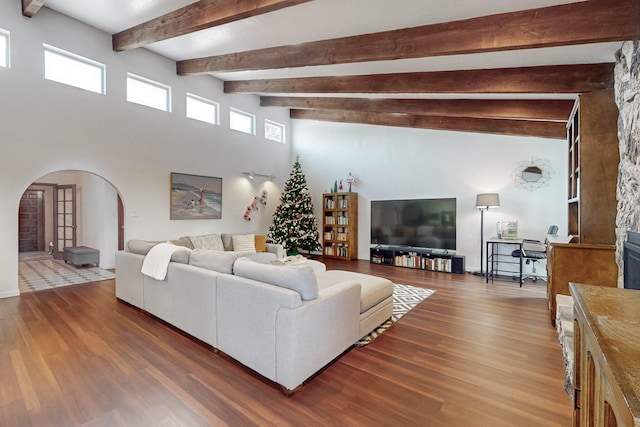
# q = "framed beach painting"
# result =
<box><xmin>170</xmin><ymin>172</ymin><xmax>222</xmax><ymax>220</ymax></box>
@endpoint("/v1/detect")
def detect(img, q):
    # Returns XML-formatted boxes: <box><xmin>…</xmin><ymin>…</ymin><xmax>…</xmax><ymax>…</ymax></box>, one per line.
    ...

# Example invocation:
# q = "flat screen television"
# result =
<box><xmin>371</xmin><ymin>198</ymin><xmax>456</xmax><ymax>251</ymax></box>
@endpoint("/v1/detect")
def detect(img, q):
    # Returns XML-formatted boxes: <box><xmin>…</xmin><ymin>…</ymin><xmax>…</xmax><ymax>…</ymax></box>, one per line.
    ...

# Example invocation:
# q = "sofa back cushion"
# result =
<box><xmin>185</xmin><ymin>234</ymin><xmax>225</xmax><ymax>251</ymax></box>
<box><xmin>127</xmin><ymin>239</ymin><xmax>162</xmax><ymax>255</ymax></box>
<box><xmin>189</xmin><ymin>249</ymin><xmax>251</xmax><ymax>274</ymax></box>
<box><xmin>221</xmin><ymin>233</ymin><xmax>234</xmax><ymax>251</ymax></box>
<box><xmin>127</xmin><ymin>239</ymin><xmax>190</xmax><ymax>263</ymax></box>
<box><xmin>254</xmin><ymin>235</ymin><xmax>268</xmax><ymax>252</ymax></box>
<box><xmin>233</xmin><ymin>257</ymin><xmax>318</xmax><ymax>300</ymax></box>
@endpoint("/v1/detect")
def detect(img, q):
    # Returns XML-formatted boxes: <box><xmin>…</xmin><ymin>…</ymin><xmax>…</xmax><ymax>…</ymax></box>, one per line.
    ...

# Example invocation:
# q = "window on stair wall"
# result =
<box><xmin>229</xmin><ymin>107</ymin><xmax>256</xmax><ymax>135</ymax></box>
<box><xmin>265</xmin><ymin>119</ymin><xmax>285</xmax><ymax>143</ymax></box>
<box><xmin>43</xmin><ymin>44</ymin><xmax>106</xmax><ymax>94</ymax></box>
<box><xmin>186</xmin><ymin>93</ymin><xmax>220</xmax><ymax>126</ymax></box>
<box><xmin>126</xmin><ymin>72</ymin><xmax>171</xmax><ymax>112</ymax></box>
<box><xmin>0</xmin><ymin>28</ymin><xmax>9</xmax><ymax>68</ymax></box>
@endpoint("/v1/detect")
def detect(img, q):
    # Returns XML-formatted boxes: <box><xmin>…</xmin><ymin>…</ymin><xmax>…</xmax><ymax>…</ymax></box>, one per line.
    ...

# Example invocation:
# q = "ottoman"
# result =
<box><xmin>316</xmin><ymin>270</ymin><xmax>394</xmax><ymax>338</ymax></box>
<box><xmin>64</xmin><ymin>246</ymin><xmax>100</xmax><ymax>267</ymax></box>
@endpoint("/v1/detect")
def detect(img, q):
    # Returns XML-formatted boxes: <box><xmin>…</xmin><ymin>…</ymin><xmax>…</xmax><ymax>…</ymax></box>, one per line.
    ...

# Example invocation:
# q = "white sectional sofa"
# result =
<box><xmin>115</xmin><ymin>234</ymin><xmax>393</xmax><ymax>393</ymax></box>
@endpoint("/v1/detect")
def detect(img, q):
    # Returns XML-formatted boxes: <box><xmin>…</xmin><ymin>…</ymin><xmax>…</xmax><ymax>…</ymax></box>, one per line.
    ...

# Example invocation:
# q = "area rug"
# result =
<box><xmin>355</xmin><ymin>283</ymin><xmax>434</xmax><ymax>346</ymax></box>
<box><xmin>18</xmin><ymin>257</ymin><xmax>115</xmax><ymax>293</ymax></box>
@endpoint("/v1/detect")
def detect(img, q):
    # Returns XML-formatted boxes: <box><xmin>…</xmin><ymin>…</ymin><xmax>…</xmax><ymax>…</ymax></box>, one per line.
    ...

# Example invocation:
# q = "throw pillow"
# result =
<box><xmin>254</xmin><ymin>235</ymin><xmax>268</xmax><ymax>252</ymax></box>
<box><xmin>233</xmin><ymin>257</ymin><xmax>318</xmax><ymax>300</ymax></box>
<box><xmin>221</xmin><ymin>233</ymin><xmax>234</xmax><ymax>251</ymax></box>
<box><xmin>232</xmin><ymin>234</ymin><xmax>256</xmax><ymax>253</ymax></box>
<box><xmin>187</xmin><ymin>234</ymin><xmax>225</xmax><ymax>251</ymax></box>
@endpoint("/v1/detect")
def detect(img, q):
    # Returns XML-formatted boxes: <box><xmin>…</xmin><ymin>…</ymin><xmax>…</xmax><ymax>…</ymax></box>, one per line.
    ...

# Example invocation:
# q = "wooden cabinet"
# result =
<box><xmin>546</xmin><ymin>243</ymin><xmax>617</xmax><ymax>324</ymax></box>
<box><xmin>570</xmin><ymin>283</ymin><xmax>640</xmax><ymax>426</ymax></box>
<box><xmin>322</xmin><ymin>192</ymin><xmax>358</xmax><ymax>260</ymax></box>
<box><xmin>546</xmin><ymin>88</ymin><xmax>620</xmax><ymax>322</ymax></box>
<box><xmin>566</xmin><ymin>89</ymin><xmax>619</xmax><ymax>245</ymax></box>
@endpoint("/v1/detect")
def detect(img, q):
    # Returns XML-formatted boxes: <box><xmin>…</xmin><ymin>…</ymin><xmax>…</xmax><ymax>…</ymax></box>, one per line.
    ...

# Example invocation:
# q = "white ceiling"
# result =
<box><xmin>43</xmin><ymin>0</ymin><xmax>622</xmax><ymax>98</ymax></box>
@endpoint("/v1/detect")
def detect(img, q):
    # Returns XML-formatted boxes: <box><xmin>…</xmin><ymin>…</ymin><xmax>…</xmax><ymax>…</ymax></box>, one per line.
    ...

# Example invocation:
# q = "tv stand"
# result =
<box><xmin>370</xmin><ymin>246</ymin><xmax>465</xmax><ymax>274</ymax></box>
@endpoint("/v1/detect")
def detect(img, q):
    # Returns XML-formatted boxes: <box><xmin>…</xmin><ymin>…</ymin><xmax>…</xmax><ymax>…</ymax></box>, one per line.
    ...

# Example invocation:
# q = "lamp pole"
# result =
<box><xmin>473</xmin><ymin>193</ymin><xmax>500</xmax><ymax>277</ymax></box>
<box><xmin>474</xmin><ymin>207</ymin><xmax>487</xmax><ymax>276</ymax></box>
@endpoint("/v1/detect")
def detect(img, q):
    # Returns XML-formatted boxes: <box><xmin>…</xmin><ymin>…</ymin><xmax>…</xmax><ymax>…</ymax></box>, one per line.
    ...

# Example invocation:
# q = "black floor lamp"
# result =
<box><xmin>473</xmin><ymin>193</ymin><xmax>500</xmax><ymax>276</ymax></box>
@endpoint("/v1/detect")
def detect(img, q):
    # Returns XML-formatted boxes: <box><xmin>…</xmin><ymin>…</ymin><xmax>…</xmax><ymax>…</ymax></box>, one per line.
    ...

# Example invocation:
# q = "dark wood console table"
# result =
<box><xmin>570</xmin><ymin>283</ymin><xmax>640</xmax><ymax>426</ymax></box>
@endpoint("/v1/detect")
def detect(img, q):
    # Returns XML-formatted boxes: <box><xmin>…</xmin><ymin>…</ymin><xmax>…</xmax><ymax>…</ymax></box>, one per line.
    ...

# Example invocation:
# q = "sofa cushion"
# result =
<box><xmin>189</xmin><ymin>249</ymin><xmax>251</xmax><ymax>274</ymax></box>
<box><xmin>170</xmin><ymin>249</ymin><xmax>191</xmax><ymax>264</ymax></box>
<box><xmin>254</xmin><ymin>235</ymin><xmax>268</xmax><ymax>252</ymax></box>
<box><xmin>232</xmin><ymin>234</ymin><xmax>256</xmax><ymax>253</ymax></box>
<box><xmin>316</xmin><ymin>270</ymin><xmax>393</xmax><ymax>313</ymax></box>
<box><xmin>245</xmin><ymin>252</ymin><xmax>277</xmax><ymax>263</ymax></box>
<box><xmin>233</xmin><ymin>257</ymin><xmax>318</xmax><ymax>300</ymax></box>
<box><xmin>221</xmin><ymin>233</ymin><xmax>234</xmax><ymax>251</ymax></box>
<box><xmin>127</xmin><ymin>239</ymin><xmax>162</xmax><ymax>255</ymax></box>
<box><xmin>186</xmin><ymin>234</ymin><xmax>225</xmax><ymax>251</ymax></box>
<box><xmin>127</xmin><ymin>240</ymin><xmax>190</xmax><ymax>263</ymax></box>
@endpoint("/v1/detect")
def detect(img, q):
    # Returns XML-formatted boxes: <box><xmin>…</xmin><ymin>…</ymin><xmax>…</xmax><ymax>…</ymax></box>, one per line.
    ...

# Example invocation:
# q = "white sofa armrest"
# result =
<box><xmin>216</xmin><ymin>275</ymin><xmax>360</xmax><ymax>390</ymax></box>
<box><xmin>115</xmin><ymin>250</ymin><xmax>145</xmax><ymax>307</ymax></box>
<box><xmin>276</xmin><ymin>280</ymin><xmax>361</xmax><ymax>390</ymax></box>
<box><xmin>266</xmin><ymin>242</ymin><xmax>284</xmax><ymax>259</ymax></box>
<box><xmin>216</xmin><ymin>274</ymin><xmax>303</xmax><ymax>383</ymax></box>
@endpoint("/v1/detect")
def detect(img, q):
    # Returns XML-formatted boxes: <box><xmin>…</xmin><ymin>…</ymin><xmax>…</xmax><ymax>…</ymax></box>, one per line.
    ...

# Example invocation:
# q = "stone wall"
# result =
<box><xmin>615</xmin><ymin>40</ymin><xmax>640</xmax><ymax>286</ymax></box>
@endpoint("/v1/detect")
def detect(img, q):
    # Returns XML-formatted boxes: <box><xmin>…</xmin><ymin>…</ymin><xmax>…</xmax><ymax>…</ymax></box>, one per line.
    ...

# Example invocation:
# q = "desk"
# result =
<box><xmin>486</xmin><ymin>238</ymin><xmax>523</xmax><ymax>286</ymax></box>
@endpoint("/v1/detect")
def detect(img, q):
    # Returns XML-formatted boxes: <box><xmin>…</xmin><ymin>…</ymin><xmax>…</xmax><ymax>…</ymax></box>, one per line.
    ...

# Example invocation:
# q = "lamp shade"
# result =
<box><xmin>475</xmin><ymin>193</ymin><xmax>500</xmax><ymax>209</ymax></box>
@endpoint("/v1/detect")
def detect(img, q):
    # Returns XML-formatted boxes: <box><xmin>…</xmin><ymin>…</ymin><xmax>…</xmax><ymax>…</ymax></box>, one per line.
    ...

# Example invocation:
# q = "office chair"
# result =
<box><xmin>511</xmin><ymin>225</ymin><xmax>557</xmax><ymax>283</ymax></box>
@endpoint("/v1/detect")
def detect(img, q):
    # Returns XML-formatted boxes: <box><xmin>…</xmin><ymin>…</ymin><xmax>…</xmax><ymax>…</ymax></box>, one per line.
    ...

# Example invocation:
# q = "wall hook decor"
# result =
<box><xmin>243</xmin><ymin>189</ymin><xmax>268</xmax><ymax>221</ymax></box>
<box><xmin>513</xmin><ymin>157</ymin><xmax>555</xmax><ymax>191</ymax></box>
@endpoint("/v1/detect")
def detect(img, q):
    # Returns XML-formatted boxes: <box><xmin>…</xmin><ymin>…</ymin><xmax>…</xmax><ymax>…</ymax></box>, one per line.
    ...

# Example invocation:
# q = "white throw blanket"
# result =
<box><xmin>141</xmin><ymin>242</ymin><xmax>188</xmax><ymax>280</ymax></box>
<box><xmin>270</xmin><ymin>254</ymin><xmax>307</xmax><ymax>266</ymax></box>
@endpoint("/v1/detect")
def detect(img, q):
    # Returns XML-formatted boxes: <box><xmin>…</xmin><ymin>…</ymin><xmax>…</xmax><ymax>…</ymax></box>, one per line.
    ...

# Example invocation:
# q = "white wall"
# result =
<box><xmin>293</xmin><ymin>120</ymin><xmax>568</xmax><ymax>272</ymax></box>
<box><xmin>0</xmin><ymin>5</ymin><xmax>291</xmax><ymax>297</ymax></box>
<box><xmin>0</xmin><ymin>3</ymin><xmax>569</xmax><ymax>297</ymax></box>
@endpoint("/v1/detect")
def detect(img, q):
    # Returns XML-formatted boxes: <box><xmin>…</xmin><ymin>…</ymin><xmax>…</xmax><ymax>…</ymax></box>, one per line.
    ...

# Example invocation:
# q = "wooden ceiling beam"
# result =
<box><xmin>22</xmin><ymin>0</ymin><xmax>45</xmax><ymax>17</ymax></box>
<box><xmin>261</xmin><ymin>96</ymin><xmax>574</xmax><ymax>121</ymax></box>
<box><xmin>178</xmin><ymin>0</ymin><xmax>639</xmax><ymax>74</ymax></box>
<box><xmin>290</xmin><ymin>109</ymin><xmax>567</xmax><ymax>139</ymax></box>
<box><xmin>226</xmin><ymin>63</ymin><xmax>615</xmax><ymax>95</ymax></box>
<box><xmin>113</xmin><ymin>0</ymin><xmax>313</xmax><ymax>52</ymax></box>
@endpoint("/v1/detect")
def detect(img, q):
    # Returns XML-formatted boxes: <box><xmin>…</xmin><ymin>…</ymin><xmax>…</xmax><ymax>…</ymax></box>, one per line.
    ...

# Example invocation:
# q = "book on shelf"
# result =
<box><xmin>324</xmin><ymin>198</ymin><xmax>335</xmax><ymax>209</ymax></box>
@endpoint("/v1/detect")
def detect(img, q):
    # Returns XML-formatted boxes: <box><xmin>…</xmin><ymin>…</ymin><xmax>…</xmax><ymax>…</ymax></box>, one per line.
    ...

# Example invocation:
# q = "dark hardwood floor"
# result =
<box><xmin>0</xmin><ymin>259</ymin><xmax>572</xmax><ymax>426</ymax></box>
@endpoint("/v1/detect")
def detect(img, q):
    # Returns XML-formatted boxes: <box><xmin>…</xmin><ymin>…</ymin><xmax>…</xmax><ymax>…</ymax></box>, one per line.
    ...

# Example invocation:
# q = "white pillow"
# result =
<box><xmin>231</xmin><ymin>234</ymin><xmax>256</xmax><ymax>253</ymax></box>
<box><xmin>188</xmin><ymin>234</ymin><xmax>224</xmax><ymax>251</ymax></box>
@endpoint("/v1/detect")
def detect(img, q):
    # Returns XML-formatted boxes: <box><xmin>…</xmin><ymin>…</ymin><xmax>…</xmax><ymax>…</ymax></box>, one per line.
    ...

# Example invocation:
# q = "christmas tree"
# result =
<box><xmin>268</xmin><ymin>158</ymin><xmax>321</xmax><ymax>255</ymax></box>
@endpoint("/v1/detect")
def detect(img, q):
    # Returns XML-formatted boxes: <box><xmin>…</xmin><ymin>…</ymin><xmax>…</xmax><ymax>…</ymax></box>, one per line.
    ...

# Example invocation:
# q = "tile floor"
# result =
<box><xmin>18</xmin><ymin>252</ymin><xmax>115</xmax><ymax>293</ymax></box>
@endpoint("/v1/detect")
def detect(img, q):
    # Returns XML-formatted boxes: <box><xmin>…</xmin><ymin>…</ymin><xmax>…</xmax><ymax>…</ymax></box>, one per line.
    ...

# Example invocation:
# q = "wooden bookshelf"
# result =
<box><xmin>322</xmin><ymin>192</ymin><xmax>358</xmax><ymax>260</ymax></box>
<box><xmin>566</xmin><ymin>89</ymin><xmax>618</xmax><ymax>245</ymax></box>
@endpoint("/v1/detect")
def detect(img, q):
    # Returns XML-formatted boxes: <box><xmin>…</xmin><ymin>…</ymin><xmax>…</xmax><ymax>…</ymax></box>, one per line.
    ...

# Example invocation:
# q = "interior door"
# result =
<box><xmin>53</xmin><ymin>184</ymin><xmax>77</xmax><ymax>258</ymax></box>
<box><xmin>117</xmin><ymin>193</ymin><xmax>124</xmax><ymax>251</ymax></box>
<box><xmin>18</xmin><ymin>189</ymin><xmax>45</xmax><ymax>252</ymax></box>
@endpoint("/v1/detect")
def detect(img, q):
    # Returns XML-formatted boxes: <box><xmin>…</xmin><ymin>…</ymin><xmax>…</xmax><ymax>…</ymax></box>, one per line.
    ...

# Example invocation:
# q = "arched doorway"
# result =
<box><xmin>18</xmin><ymin>170</ymin><xmax>123</xmax><ymax>293</ymax></box>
